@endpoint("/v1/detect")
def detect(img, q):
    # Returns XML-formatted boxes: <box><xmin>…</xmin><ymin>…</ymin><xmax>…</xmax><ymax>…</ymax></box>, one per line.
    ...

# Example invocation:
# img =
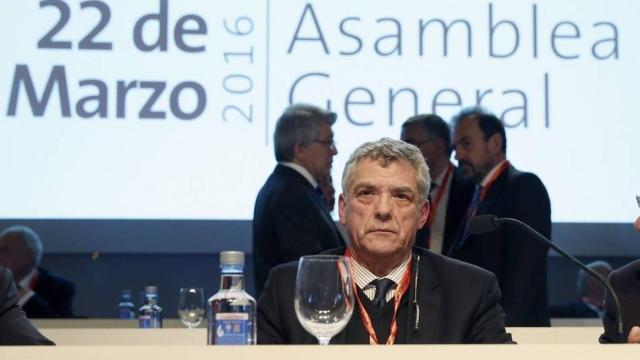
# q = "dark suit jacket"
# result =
<box><xmin>447</xmin><ymin>165</ymin><xmax>551</xmax><ymax>327</ymax></box>
<box><xmin>0</xmin><ymin>266</ymin><xmax>54</xmax><ymax>345</ymax></box>
<box><xmin>253</xmin><ymin>165</ymin><xmax>345</xmax><ymax>296</ymax></box>
<box><xmin>600</xmin><ymin>259</ymin><xmax>640</xmax><ymax>343</ymax></box>
<box><xmin>416</xmin><ymin>168</ymin><xmax>474</xmax><ymax>254</ymax></box>
<box><xmin>257</xmin><ymin>247</ymin><xmax>512</xmax><ymax>344</ymax></box>
<box><xmin>22</xmin><ymin>268</ymin><xmax>75</xmax><ymax>318</ymax></box>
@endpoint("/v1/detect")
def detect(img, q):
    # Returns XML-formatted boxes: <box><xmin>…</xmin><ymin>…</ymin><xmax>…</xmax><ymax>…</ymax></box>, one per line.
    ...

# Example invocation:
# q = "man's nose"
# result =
<box><xmin>374</xmin><ymin>194</ymin><xmax>392</xmax><ymax>221</ymax></box>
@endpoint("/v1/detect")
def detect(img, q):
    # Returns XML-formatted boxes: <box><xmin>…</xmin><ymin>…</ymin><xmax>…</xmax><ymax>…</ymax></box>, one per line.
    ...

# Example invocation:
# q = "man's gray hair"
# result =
<box><xmin>273</xmin><ymin>104</ymin><xmax>337</xmax><ymax>162</ymax></box>
<box><xmin>0</xmin><ymin>225</ymin><xmax>43</xmax><ymax>266</ymax></box>
<box><xmin>342</xmin><ymin>138</ymin><xmax>431</xmax><ymax>206</ymax></box>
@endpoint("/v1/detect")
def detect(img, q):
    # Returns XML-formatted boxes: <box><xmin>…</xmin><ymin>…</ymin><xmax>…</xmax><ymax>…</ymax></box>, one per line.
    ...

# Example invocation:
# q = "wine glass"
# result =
<box><xmin>178</xmin><ymin>288</ymin><xmax>205</xmax><ymax>329</ymax></box>
<box><xmin>294</xmin><ymin>255</ymin><xmax>354</xmax><ymax>345</ymax></box>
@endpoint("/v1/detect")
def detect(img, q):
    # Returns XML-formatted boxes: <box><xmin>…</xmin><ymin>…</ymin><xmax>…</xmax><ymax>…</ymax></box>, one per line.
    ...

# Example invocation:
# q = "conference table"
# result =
<box><xmin>2</xmin><ymin>319</ymin><xmax>639</xmax><ymax>359</ymax></box>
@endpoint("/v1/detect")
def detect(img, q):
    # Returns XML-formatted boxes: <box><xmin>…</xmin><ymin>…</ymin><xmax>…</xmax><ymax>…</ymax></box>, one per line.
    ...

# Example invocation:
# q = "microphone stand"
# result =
<box><xmin>497</xmin><ymin>217</ymin><xmax>625</xmax><ymax>341</ymax></box>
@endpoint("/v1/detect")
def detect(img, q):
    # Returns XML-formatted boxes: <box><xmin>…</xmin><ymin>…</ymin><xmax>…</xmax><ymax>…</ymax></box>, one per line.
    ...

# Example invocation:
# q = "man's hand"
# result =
<box><xmin>634</xmin><ymin>216</ymin><xmax>640</xmax><ymax>232</ymax></box>
<box><xmin>628</xmin><ymin>326</ymin><xmax>640</xmax><ymax>343</ymax></box>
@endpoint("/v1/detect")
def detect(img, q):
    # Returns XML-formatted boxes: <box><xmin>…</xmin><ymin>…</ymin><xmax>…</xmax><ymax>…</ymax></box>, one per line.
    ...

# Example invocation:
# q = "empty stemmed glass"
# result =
<box><xmin>178</xmin><ymin>288</ymin><xmax>205</xmax><ymax>329</ymax></box>
<box><xmin>294</xmin><ymin>255</ymin><xmax>354</xmax><ymax>345</ymax></box>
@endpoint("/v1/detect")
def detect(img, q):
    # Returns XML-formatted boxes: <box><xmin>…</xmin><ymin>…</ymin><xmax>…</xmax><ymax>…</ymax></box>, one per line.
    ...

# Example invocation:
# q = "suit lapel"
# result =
<box><xmin>407</xmin><ymin>250</ymin><xmax>442</xmax><ymax>344</ymax></box>
<box><xmin>448</xmin><ymin>166</ymin><xmax>513</xmax><ymax>256</ymax></box>
<box><xmin>474</xmin><ymin>165</ymin><xmax>512</xmax><ymax>217</ymax></box>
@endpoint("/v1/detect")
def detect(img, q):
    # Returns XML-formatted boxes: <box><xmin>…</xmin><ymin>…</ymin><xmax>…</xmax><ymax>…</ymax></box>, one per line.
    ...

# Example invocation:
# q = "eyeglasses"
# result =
<box><xmin>314</xmin><ymin>139</ymin><xmax>336</xmax><ymax>149</ymax></box>
<box><xmin>404</xmin><ymin>138</ymin><xmax>436</xmax><ymax>147</ymax></box>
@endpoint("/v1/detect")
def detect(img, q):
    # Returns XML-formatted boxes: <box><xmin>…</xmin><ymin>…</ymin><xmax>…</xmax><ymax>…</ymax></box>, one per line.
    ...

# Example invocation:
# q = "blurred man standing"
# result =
<box><xmin>253</xmin><ymin>104</ymin><xmax>345</xmax><ymax>296</ymax></box>
<box><xmin>551</xmin><ymin>261</ymin><xmax>612</xmax><ymax>318</ymax></box>
<box><xmin>401</xmin><ymin>114</ymin><xmax>473</xmax><ymax>254</ymax></box>
<box><xmin>449</xmin><ymin>108</ymin><xmax>551</xmax><ymax>327</ymax></box>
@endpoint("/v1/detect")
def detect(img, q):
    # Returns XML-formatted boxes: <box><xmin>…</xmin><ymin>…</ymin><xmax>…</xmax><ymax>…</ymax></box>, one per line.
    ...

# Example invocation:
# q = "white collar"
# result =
<box><xmin>350</xmin><ymin>252</ymin><xmax>412</xmax><ymax>289</ymax></box>
<box><xmin>280</xmin><ymin>162</ymin><xmax>319</xmax><ymax>188</ymax></box>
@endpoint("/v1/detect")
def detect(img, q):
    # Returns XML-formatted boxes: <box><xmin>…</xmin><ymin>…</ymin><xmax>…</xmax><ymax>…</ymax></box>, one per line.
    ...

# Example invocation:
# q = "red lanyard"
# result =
<box><xmin>345</xmin><ymin>248</ymin><xmax>412</xmax><ymax>345</ymax></box>
<box><xmin>425</xmin><ymin>163</ymin><xmax>454</xmax><ymax>228</ymax></box>
<box><xmin>478</xmin><ymin>161</ymin><xmax>510</xmax><ymax>203</ymax></box>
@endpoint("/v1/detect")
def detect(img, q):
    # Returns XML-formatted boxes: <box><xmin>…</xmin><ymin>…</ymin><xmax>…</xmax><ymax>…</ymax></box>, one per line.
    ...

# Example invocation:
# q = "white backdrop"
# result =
<box><xmin>0</xmin><ymin>0</ymin><xmax>638</xmax><ymax>223</ymax></box>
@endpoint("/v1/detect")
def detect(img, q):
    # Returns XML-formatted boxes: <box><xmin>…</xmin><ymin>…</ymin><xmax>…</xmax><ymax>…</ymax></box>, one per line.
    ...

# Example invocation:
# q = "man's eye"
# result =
<box><xmin>394</xmin><ymin>193</ymin><xmax>412</xmax><ymax>201</ymax></box>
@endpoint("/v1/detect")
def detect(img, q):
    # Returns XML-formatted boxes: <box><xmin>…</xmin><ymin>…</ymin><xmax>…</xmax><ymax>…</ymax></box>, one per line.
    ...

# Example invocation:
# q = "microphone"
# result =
<box><xmin>469</xmin><ymin>215</ymin><xmax>625</xmax><ymax>341</ymax></box>
<box><xmin>468</xmin><ymin>214</ymin><xmax>500</xmax><ymax>235</ymax></box>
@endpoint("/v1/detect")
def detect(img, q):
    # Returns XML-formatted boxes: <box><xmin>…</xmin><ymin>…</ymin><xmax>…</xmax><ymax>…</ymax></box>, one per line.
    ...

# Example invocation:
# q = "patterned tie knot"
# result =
<box><xmin>371</xmin><ymin>278</ymin><xmax>396</xmax><ymax>307</ymax></box>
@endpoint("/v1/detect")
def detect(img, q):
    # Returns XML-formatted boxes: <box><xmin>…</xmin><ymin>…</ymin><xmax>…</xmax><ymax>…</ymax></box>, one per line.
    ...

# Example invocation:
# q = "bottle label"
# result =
<box><xmin>214</xmin><ymin>313</ymin><xmax>249</xmax><ymax>345</ymax></box>
<box><xmin>119</xmin><ymin>308</ymin><xmax>135</xmax><ymax>319</ymax></box>
<box><xmin>138</xmin><ymin>315</ymin><xmax>162</xmax><ymax>328</ymax></box>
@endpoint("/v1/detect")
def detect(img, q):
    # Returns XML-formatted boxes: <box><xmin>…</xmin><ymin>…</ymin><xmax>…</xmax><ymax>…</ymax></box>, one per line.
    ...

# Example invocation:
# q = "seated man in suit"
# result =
<box><xmin>600</xmin><ymin>216</ymin><xmax>640</xmax><ymax>343</ymax></box>
<box><xmin>258</xmin><ymin>138</ymin><xmax>512</xmax><ymax>344</ymax></box>
<box><xmin>0</xmin><ymin>225</ymin><xmax>75</xmax><ymax>318</ymax></box>
<box><xmin>0</xmin><ymin>265</ymin><xmax>54</xmax><ymax>345</ymax></box>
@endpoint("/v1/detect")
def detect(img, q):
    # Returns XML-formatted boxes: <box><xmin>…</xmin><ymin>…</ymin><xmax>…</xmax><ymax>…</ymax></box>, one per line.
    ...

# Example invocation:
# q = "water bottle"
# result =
<box><xmin>138</xmin><ymin>286</ymin><xmax>163</xmax><ymax>328</ymax></box>
<box><xmin>117</xmin><ymin>289</ymin><xmax>136</xmax><ymax>319</ymax></box>
<box><xmin>207</xmin><ymin>251</ymin><xmax>256</xmax><ymax>345</ymax></box>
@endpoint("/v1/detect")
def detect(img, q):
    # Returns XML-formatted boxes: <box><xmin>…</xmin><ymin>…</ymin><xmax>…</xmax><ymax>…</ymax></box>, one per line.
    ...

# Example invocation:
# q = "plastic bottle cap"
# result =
<box><xmin>220</xmin><ymin>251</ymin><xmax>244</xmax><ymax>266</ymax></box>
<box><xmin>145</xmin><ymin>286</ymin><xmax>158</xmax><ymax>293</ymax></box>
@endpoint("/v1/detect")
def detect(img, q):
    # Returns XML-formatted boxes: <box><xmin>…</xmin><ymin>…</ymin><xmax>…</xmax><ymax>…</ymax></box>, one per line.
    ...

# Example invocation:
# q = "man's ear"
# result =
<box><xmin>487</xmin><ymin>133</ymin><xmax>503</xmax><ymax>156</ymax></box>
<box><xmin>293</xmin><ymin>142</ymin><xmax>306</xmax><ymax>161</ymax></box>
<box><xmin>417</xmin><ymin>200</ymin><xmax>430</xmax><ymax>229</ymax></box>
<box><xmin>338</xmin><ymin>194</ymin><xmax>347</xmax><ymax>225</ymax></box>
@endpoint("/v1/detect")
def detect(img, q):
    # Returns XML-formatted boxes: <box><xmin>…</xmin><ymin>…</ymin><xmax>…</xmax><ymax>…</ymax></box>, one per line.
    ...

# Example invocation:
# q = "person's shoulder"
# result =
<box><xmin>268</xmin><ymin>260</ymin><xmax>299</xmax><ymax>279</ymax></box>
<box><xmin>502</xmin><ymin>166</ymin><xmax>549</xmax><ymax>199</ymax></box>
<box><xmin>610</xmin><ymin>259</ymin><xmax>640</xmax><ymax>290</ymax></box>
<box><xmin>505</xmin><ymin>166</ymin><xmax>545</xmax><ymax>187</ymax></box>
<box><xmin>416</xmin><ymin>248</ymin><xmax>496</xmax><ymax>282</ymax></box>
<box><xmin>261</xmin><ymin>166</ymin><xmax>312</xmax><ymax>198</ymax></box>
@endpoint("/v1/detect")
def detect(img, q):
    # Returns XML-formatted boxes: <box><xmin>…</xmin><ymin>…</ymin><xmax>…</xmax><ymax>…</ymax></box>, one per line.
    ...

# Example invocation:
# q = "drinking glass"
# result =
<box><xmin>294</xmin><ymin>255</ymin><xmax>354</xmax><ymax>345</ymax></box>
<box><xmin>178</xmin><ymin>288</ymin><xmax>205</xmax><ymax>329</ymax></box>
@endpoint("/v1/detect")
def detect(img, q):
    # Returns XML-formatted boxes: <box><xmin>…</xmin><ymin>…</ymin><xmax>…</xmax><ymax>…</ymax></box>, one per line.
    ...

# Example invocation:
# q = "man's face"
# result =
<box><xmin>400</xmin><ymin>122</ymin><xmax>440</xmax><ymax>171</ymax></box>
<box><xmin>299</xmin><ymin>121</ymin><xmax>337</xmax><ymax>183</ymax></box>
<box><xmin>453</xmin><ymin>117</ymin><xmax>495</xmax><ymax>181</ymax></box>
<box><xmin>0</xmin><ymin>233</ymin><xmax>34</xmax><ymax>281</ymax></box>
<box><xmin>339</xmin><ymin>158</ymin><xmax>429</xmax><ymax>261</ymax></box>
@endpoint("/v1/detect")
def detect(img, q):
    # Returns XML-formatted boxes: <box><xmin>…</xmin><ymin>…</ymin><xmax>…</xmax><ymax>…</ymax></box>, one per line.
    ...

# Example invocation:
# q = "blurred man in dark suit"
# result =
<box><xmin>401</xmin><ymin>114</ymin><xmax>474</xmax><ymax>254</ymax></box>
<box><xmin>449</xmin><ymin>108</ymin><xmax>551</xmax><ymax>327</ymax></box>
<box><xmin>600</xmin><ymin>216</ymin><xmax>640</xmax><ymax>343</ymax></box>
<box><xmin>258</xmin><ymin>138</ymin><xmax>512</xmax><ymax>344</ymax></box>
<box><xmin>0</xmin><ymin>266</ymin><xmax>54</xmax><ymax>345</ymax></box>
<box><xmin>253</xmin><ymin>104</ymin><xmax>345</xmax><ymax>297</ymax></box>
<box><xmin>0</xmin><ymin>226</ymin><xmax>75</xmax><ymax>318</ymax></box>
<box><xmin>551</xmin><ymin>260</ymin><xmax>612</xmax><ymax>318</ymax></box>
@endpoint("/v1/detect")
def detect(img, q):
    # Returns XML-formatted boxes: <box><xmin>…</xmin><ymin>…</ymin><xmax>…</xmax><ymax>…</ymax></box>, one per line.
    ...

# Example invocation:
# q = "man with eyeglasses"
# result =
<box><xmin>400</xmin><ymin>114</ymin><xmax>474</xmax><ymax>255</ymax></box>
<box><xmin>252</xmin><ymin>104</ymin><xmax>345</xmax><ymax>297</ymax></box>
